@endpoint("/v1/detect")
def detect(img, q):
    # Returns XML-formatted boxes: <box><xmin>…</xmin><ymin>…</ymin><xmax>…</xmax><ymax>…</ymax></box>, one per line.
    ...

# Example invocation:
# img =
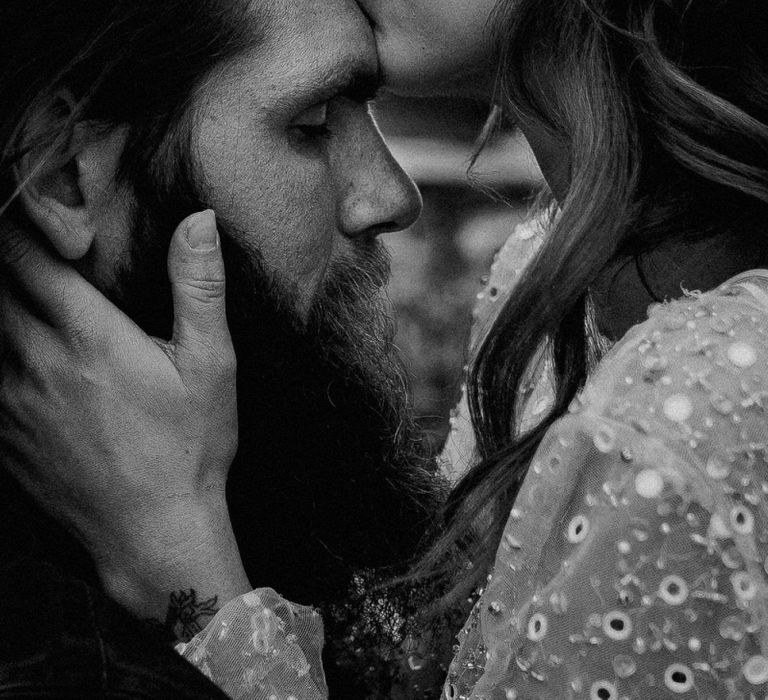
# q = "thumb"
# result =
<box><xmin>168</xmin><ymin>210</ymin><xmax>235</xmax><ymax>381</ymax></box>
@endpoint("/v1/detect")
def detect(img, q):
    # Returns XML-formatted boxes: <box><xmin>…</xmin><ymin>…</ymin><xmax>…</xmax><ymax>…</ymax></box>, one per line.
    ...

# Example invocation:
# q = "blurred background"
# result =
<box><xmin>374</xmin><ymin>95</ymin><xmax>542</xmax><ymax>452</ymax></box>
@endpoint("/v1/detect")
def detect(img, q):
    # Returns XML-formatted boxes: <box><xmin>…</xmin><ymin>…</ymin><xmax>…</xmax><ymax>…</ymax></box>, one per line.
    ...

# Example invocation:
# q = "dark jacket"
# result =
<box><xmin>0</xmin><ymin>472</ymin><xmax>229</xmax><ymax>699</ymax></box>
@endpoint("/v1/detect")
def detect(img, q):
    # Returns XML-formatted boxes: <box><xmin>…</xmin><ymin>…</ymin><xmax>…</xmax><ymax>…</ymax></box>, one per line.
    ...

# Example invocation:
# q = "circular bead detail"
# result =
<box><xmin>664</xmin><ymin>663</ymin><xmax>694</xmax><ymax>693</ymax></box>
<box><xmin>731</xmin><ymin>571</ymin><xmax>757</xmax><ymax>601</ymax></box>
<box><xmin>593</xmin><ymin>426</ymin><xmax>616</xmax><ymax>453</ymax></box>
<box><xmin>590</xmin><ymin>680</ymin><xmax>617</xmax><ymax>700</ymax></box>
<box><xmin>663</xmin><ymin>394</ymin><xmax>693</xmax><ymax>422</ymax></box>
<box><xmin>613</xmin><ymin>654</ymin><xmax>637</xmax><ymax>678</ymax></box>
<box><xmin>567</xmin><ymin>515</ymin><xmax>590</xmax><ymax>543</ymax></box>
<box><xmin>719</xmin><ymin>615</ymin><xmax>746</xmax><ymax>641</ymax></box>
<box><xmin>658</xmin><ymin>575</ymin><xmax>689</xmax><ymax>605</ymax></box>
<box><xmin>743</xmin><ymin>655</ymin><xmax>768</xmax><ymax>685</ymax></box>
<box><xmin>730</xmin><ymin>505</ymin><xmax>755</xmax><ymax>534</ymax></box>
<box><xmin>602</xmin><ymin>611</ymin><xmax>632</xmax><ymax>641</ymax></box>
<box><xmin>635</xmin><ymin>469</ymin><xmax>664</xmax><ymax>499</ymax></box>
<box><xmin>527</xmin><ymin>612</ymin><xmax>548</xmax><ymax>641</ymax></box>
<box><xmin>727</xmin><ymin>341</ymin><xmax>757</xmax><ymax>368</ymax></box>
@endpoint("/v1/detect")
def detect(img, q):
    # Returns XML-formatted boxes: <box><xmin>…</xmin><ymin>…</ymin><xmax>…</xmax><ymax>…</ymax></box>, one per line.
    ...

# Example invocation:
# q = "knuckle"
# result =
<box><xmin>0</xmin><ymin>233</ymin><xmax>34</xmax><ymax>268</ymax></box>
<box><xmin>8</xmin><ymin>328</ymin><xmax>48</xmax><ymax>375</ymax></box>
<box><xmin>219</xmin><ymin>345</ymin><xmax>237</xmax><ymax>375</ymax></box>
<box><xmin>180</xmin><ymin>277</ymin><xmax>226</xmax><ymax>303</ymax></box>
<box><xmin>212</xmin><ymin>356</ymin><xmax>237</xmax><ymax>395</ymax></box>
<box><xmin>184</xmin><ymin>336</ymin><xmax>235</xmax><ymax>381</ymax></box>
<box><xmin>209</xmin><ymin>347</ymin><xmax>237</xmax><ymax>384</ymax></box>
<box><xmin>63</xmin><ymin>305</ymin><xmax>99</xmax><ymax>351</ymax></box>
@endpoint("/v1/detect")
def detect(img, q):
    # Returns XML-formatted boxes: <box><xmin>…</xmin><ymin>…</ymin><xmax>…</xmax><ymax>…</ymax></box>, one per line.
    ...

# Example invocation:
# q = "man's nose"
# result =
<box><xmin>337</xmin><ymin>130</ymin><xmax>422</xmax><ymax>238</ymax></box>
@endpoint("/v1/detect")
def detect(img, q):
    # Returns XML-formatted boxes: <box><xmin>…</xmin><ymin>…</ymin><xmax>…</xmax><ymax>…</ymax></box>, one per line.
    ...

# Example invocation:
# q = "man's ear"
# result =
<box><xmin>15</xmin><ymin>89</ymin><xmax>126</xmax><ymax>260</ymax></box>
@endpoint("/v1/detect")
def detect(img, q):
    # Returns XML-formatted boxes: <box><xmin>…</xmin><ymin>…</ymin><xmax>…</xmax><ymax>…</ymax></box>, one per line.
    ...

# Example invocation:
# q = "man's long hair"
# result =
<box><xmin>0</xmin><ymin>3</ymin><xmax>447</xmax><ymax>695</ymax></box>
<box><xmin>0</xmin><ymin>0</ymin><xmax>255</xmax><ymax>216</ymax></box>
<box><xmin>416</xmin><ymin>0</ymin><xmax>768</xmax><ymax>606</ymax></box>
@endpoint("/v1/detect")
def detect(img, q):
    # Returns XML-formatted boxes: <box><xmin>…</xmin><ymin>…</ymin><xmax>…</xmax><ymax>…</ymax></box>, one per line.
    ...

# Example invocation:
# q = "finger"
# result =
<box><xmin>167</xmin><ymin>210</ymin><xmax>235</xmax><ymax>380</ymax></box>
<box><xmin>0</xmin><ymin>366</ymin><xmax>42</xmax><ymax>462</ymax></box>
<box><xmin>0</xmin><ymin>221</ymin><xmax>101</xmax><ymax>331</ymax></box>
<box><xmin>0</xmin><ymin>282</ymin><xmax>62</xmax><ymax>372</ymax></box>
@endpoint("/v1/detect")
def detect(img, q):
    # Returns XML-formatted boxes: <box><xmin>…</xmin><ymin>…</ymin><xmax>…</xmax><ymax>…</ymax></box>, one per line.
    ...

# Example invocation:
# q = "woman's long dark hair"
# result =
<box><xmin>416</xmin><ymin>0</ymin><xmax>768</xmax><ymax>605</ymax></box>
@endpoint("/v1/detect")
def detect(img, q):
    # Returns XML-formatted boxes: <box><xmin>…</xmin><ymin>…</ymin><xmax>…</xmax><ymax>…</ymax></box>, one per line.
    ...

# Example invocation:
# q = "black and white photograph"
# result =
<box><xmin>0</xmin><ymin>1</ymin><xmax>767</xmax><ymax>698</ymax></box>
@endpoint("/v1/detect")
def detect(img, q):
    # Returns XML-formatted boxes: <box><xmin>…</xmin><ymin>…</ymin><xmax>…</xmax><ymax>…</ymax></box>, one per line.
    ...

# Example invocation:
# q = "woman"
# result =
<box><xmin>436</xmin><ymin>2</ymin><xmax>768</xmax><ymax>697</ymax></box>
<box><xmin>4</xmin><ymin>0</ymin><xmax>768</xmax><ymax>698</ymax></box>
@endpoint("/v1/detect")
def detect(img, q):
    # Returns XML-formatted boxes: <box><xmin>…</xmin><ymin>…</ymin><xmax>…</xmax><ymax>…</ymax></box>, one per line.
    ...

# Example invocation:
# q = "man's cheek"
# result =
<box><xmin>259</xmin><ymin>203</ymin><xmax>336</xmax><ymax>315</ymax></box>
<box><xmin>276</xmin><ymin>172</ymin><xmax>335</xmax><ymax>273</ymax></box>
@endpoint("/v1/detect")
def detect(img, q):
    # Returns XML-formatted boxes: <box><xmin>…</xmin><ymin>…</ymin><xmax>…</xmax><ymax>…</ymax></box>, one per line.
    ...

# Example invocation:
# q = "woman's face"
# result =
<box><xmin>356</xmin><ymin>0</ymin><xmax>500</xmax><ymax>98</ymax></box>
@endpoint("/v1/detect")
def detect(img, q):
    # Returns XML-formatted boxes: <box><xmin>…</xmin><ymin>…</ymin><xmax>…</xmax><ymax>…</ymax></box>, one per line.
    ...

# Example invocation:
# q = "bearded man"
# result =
<box><xmin>0</xmin><ymin>0</ymin><xmax>442</xmax><ymax>696</ymax></box>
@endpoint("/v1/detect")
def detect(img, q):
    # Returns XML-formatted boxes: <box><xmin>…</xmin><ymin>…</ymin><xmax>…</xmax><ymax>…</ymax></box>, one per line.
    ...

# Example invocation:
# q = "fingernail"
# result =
<box><xmin>186</xmin><ymin>210</ymin><xmax>218</xmax><ymax>250</ymax></box>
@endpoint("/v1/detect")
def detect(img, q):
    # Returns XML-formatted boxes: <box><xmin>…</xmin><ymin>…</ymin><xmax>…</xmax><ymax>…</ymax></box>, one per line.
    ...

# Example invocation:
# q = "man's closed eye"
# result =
<box><xmin>291</xmin><ymin>102</ymin><xmax>331</xmax><ymax>140</ymax></box>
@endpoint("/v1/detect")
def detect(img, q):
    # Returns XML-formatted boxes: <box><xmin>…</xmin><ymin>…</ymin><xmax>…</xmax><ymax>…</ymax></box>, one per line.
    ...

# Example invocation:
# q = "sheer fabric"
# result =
<box><xmin>176</xmin><ymin>588</ymin><xmax>327</xmax><ymax>700</ymax></box>
<box><xmin>447</xmin><ymin>270</ymin><xmax>768</xmax><ymax>699</ymax></box>
<box><xmin>441</xmin><ymin>216</ymin><xmax>549</xmax><ymax>484</ymax></box>
<box><xmin>175</xmin><ymin>243</ymin><xmax>768</xmax><ymax>699</ymax></box>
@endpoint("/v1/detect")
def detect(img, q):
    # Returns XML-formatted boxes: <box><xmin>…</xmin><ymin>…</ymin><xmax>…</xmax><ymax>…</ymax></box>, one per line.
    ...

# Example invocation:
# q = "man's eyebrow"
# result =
<box><xmin>276</xmin><ymin>65</ymin><xmax>382</xmax><ymax>111</ymax></box>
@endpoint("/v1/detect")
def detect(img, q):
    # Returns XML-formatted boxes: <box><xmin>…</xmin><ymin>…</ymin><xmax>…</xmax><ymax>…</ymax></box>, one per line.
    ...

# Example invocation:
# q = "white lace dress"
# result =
<box><xmin>175</xmin><ymin>588</ymin><xmax>326</xmax><ymax>700</ymax></box>
<box><xmin>447</xmin><ymin>269</ymin><xmax>768</xmax><ymax>699</ymax></box>
<box><xmin>178</xmin><ymin>222</ymin><xmax>768</xmax><ymax>700</ymax></box>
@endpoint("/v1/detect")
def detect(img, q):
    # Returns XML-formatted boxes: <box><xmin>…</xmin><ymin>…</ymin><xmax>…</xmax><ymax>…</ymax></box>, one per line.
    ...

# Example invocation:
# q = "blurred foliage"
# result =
<box><xmin>376</xmin><ymin>95</ymin><xmax>540</xmax><ymax>452</ymax></box>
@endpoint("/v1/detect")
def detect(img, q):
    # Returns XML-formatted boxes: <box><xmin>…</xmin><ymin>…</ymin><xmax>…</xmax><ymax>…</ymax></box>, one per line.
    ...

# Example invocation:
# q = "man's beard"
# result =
<box><xmin>111</xmin><ymin>197</ymin><xmax>442</xmax><ymax>609</ymax></box>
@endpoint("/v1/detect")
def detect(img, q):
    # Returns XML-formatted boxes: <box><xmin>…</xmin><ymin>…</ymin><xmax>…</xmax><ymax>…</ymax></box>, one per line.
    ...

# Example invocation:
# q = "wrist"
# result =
<box><xmin>95</xmin><ymin>498</ymin><xmax>251</xmax><ymax>640</ymax></box>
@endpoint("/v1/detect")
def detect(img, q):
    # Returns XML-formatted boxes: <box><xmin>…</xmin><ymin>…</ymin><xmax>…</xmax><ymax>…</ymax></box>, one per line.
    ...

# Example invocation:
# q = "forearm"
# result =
<box><xmin>95</xmin><ymin>497</ymin><xmax>251</xmax><ymax>643</ymax></box>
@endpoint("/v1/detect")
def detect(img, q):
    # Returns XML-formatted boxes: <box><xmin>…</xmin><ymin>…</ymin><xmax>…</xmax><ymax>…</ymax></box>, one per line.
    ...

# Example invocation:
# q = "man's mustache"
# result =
<box><xmin>320</xmin><ymin>240</ymin><xmax>391</xmax><ymax>299</ymax></box>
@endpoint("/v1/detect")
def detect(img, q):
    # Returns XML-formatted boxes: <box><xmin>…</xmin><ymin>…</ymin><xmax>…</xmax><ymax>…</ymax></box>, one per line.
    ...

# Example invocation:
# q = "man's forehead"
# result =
<box><xmin>250</xmin><ymin>0</ymin><xmax>379</xmax><ymax>107</ymax></box>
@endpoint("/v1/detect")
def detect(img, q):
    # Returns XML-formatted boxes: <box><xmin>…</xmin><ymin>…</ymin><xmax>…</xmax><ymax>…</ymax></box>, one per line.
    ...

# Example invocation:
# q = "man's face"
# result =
<box><xmin>356</xmin><ymin>0</ymin><xmax>500</xmax><ymax>97</ymax></box>
<box><xmin>194</xmin><ymin>0</ymin><xmax>421</xmax><ymax>320</ymax></box>
<box><xmin>109</xmin><ymin>0</ymin><xmax>440</xmax><ymax>616</ymax></box>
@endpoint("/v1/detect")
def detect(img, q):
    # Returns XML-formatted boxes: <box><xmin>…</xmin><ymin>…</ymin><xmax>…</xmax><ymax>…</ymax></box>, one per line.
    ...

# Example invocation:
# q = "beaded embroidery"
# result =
<box><xmin>447</xmin><ymin>271</ymin><xmax>768</xmax><ymax>699</ymax></box>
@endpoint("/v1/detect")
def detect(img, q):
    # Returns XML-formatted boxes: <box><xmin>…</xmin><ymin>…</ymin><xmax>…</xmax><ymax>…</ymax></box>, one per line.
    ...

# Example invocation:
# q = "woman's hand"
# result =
<box><xmin>0</xmin><ymin>210</ymin><xmax>250</xmax><ymax>639</ymax></box>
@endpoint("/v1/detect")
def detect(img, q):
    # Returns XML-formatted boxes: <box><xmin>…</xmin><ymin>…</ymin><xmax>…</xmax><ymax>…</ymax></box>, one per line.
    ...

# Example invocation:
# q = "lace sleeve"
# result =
<box><xmin>176</xmin><ymin>588</ymin><xmax>327</xmax><ymax>700</ymax></box>
<box><xmin>441</xmin><ymin>215</ymin><xmax>549</xmax><ymax>484</ymax></box>
<box><xmin>450</xmin><ymin>414</ymin><xmax>768</xmax><ymax>699</ymax></box>
<box><xmin>447</xmin><ymin>278</ymin><xmax>768</xmax><ymax>699</ymax></box>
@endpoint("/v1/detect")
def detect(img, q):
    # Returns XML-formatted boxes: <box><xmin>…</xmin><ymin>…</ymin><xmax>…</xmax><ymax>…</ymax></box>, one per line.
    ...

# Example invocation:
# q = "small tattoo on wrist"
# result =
<box><xmin>153</xmin><ymin>589</ymin><xmax>220</xmax><ymax>643</ymax></box>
